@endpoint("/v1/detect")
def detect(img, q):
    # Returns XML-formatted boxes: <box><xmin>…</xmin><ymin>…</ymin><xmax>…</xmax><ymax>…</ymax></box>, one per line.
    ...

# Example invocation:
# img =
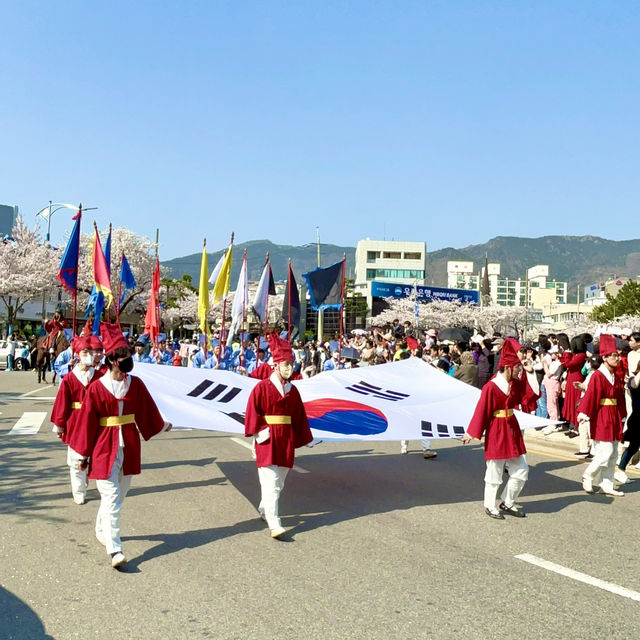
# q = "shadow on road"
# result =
<box><xmin>0</xmin><ymin>585</ymin><xmax>54</xmax><ymax>639</ymax></box>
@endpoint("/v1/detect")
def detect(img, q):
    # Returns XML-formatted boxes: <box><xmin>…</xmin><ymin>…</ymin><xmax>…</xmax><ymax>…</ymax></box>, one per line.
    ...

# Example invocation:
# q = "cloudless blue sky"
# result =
<box><xmin>2</xmin><ymin>1</ymin><xmax>639</xmax><ymax>259</ymax></box>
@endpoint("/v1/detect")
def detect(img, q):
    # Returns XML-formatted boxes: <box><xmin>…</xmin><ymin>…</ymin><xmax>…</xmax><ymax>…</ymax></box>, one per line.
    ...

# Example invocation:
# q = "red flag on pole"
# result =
<box><xmin>144</xmin><ymin>257</ymin><xmax>160</xmax><ymax>345</ymax></box>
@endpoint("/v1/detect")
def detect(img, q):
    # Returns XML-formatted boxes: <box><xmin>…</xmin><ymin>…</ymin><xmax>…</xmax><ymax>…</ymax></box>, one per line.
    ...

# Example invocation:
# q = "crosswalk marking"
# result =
<box><xmin>8</xmin><ymin>412</ymin><xmax>48</xmax><ymax>435</ymax></box>
<box><xmin>19</xmin><ymin>386</ymin><xmax>54</xmax><ymax>398</ymax></box>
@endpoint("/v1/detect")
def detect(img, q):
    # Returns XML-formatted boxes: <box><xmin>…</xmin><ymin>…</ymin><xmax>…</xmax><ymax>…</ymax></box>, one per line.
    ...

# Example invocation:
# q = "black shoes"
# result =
<box><xmin>499</xmin><ymin>502</ymin><xmax>526</xmax><ymax>518</ymax></box>
<box><xmin>485</xmin><ymin>508</ymin><xmax>505</xmax><ymax>520</ymax></box>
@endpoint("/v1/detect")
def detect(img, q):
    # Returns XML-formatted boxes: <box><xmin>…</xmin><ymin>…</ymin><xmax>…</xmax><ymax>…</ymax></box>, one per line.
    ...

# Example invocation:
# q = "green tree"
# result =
<box><xmin>591</xmin><ymin>280</ymin><xmax>640</xmax><ymax>322</ymax></box>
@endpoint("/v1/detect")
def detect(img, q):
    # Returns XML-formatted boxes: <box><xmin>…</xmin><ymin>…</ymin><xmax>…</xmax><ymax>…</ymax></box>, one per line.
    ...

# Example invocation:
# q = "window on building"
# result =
<box><xmin>382</xmin><ymin>251</ymin><xmax>401</xmax><ymax>259</ymax></box>
<box><xmin>403</xmin><ymin>252</ymin><xmax>422</xmax><ymax>260</ymax></box>
<box><xmin>367</xmin><ymin>251</ymin><xmax>379</xmax><ymax>262</ymax></box>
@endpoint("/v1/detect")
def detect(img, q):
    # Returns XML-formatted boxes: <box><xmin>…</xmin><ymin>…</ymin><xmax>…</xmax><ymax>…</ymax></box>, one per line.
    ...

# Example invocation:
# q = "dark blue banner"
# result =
<box><xmin>370</xmin><ymin>281</ymin><xmax>478</xmax><ymax>305</ymax></box>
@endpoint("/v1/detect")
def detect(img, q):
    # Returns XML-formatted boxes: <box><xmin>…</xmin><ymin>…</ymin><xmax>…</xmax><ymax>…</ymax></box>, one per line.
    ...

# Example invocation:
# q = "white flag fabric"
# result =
<box><xmin>252</xmin><ymin>261</ymin><xmax>271</xmax><ymax>323</ymax></box>
<box><xmin>134</xmin><ymin>358</ymin><xmax>555</xmax><ymax>441</ymax></box>
<box><xmin>208</xmin><ymin>251</ymin><xmax>226</xmax><ymax>285</ymax></box>
<box><xmin>228</xmin><ymin>253</ymin><xmax>248</xmax><ymax>340</ymax></box>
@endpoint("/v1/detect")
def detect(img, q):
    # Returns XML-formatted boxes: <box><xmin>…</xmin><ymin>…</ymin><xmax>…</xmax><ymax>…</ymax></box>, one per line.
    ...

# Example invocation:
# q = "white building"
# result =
<box><xmin>354</xmin><ymin>239</ymin><xmax>427</xmax><ymax>296</ymax></box>
<box><xmin>447</xmin><ymin>261</ymin><xmax>568</xmax><ymax>308</ymax></box>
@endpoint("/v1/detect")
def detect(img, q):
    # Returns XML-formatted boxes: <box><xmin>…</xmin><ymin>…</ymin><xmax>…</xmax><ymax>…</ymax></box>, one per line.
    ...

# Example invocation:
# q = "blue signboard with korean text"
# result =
<box><xmin>371</xmin><ymin>281</ymin><xmax>479</xmax><ymax>305</ymax></box>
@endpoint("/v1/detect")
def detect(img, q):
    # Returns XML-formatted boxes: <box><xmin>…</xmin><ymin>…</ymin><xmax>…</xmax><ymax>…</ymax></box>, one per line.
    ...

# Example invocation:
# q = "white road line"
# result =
<box><xmin>230</xmin><ymin>437</ymin><xmax>310</xmax><ymax>474</ymax></box>
<box><xmin>19</xmin><ymin>386</ymin><xmax>54</xmax><ymax>398</ymax></box>
<box><xmin>516</xmin><ymin>554</ymin><xmax>640</xmax><ymax>602</ymax></box>
<box><xmin>8</xmin><ymin>412</ymin><xmax>48</xmax><ymax>435</ymax></box>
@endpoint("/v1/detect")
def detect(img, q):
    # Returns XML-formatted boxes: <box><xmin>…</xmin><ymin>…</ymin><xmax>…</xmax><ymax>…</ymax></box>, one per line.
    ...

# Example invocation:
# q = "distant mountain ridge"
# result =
<box><xmin>162</xmin><ymin>235</ymin><xmax>640</xmax><ymax>303</ymax></box>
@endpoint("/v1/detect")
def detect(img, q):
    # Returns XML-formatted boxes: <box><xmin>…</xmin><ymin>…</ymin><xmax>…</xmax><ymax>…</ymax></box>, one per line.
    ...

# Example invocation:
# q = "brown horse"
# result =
<box><xmin>35</xmin><ymin>331</ymin><xmax>70</xmax><ymax>384</ymax></box>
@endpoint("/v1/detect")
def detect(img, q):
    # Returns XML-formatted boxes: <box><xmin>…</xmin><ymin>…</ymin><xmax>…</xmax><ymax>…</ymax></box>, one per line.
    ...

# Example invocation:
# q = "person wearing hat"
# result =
<box><xmin>461</xmin><ymin>338</ymin><xmax>528</xmax><ymax>519</ymax></box>
<box><xmin>155</xmin><ymin>336</ymin><xmax>173</xmax><ymax>366</ymax></box>
<box><xmin>68</xmin><ymin>322</ymin><xmax>172</xmax><ymax>568</ymax></box>
<box><xmin>244</xmin><ymin>333</ymin><xmax>313</xmax><ymax>538</ymax></box>
<box><xmin>577</xmin><ymin>334</ymin><xmax>626</xmax><ymax>496</ymax></box>
<box><xmin>51</xmin><ymin>335</ymin><xmax>105</xmax><ymax>505</ymax></box>
<box><xmin>203</xmin><ymin>341</ymin><xmax>230</xmax><ymax>370</ymax></box>
<box><xmin>132</xmin><ymin>341</ymin><xmax>154</xmax><ymax>364</ymax></box>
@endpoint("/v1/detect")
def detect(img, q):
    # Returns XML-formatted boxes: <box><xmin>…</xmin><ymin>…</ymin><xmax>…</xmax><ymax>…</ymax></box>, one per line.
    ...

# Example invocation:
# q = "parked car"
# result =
<box><xmin>0</xmin><ymin>340</ymin><xmax>31</xmax><ymax>370</ymax></box>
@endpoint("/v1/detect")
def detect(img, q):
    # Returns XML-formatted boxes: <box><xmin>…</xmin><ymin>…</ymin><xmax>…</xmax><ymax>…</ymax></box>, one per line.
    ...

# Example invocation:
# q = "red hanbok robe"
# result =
<box><xmin>520</xmin><ymin>372</ymin><xmax>541</xmax><ymax>414</ymax></box>
<box><xmin>577</xmin><ymin>367</ymin><xmax>626</xmax><ymax>442</ymax></box>
<box><xmin>68</xmin><ymin>375</ymin><xmax>165</xmax><ymax>479</ymax></box>
<box><xmin>467</xmin><ymin>374</ymin><xmax>526</xmax><ymax>460</ymax></box>
<box><xmin>51</xmin><ymin>367</ymin><xmax>101</xmax><ymax>445</ymax></box>
<box><xmin>561</xmin><ymin>353</ymin><xmax>586</xmax><ymax>425</ymax></box>
<box><xmin>245</xmin><ymin>375</ymin><xmax>313</xmax><ymax>468</ymax></box>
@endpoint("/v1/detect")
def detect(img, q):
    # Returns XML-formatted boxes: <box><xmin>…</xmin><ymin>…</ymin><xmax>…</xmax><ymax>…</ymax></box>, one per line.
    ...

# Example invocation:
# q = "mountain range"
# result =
<box><xmin>162</xmin><ymin>236</ymin><xmax>640</xmax><ymax>304</ymax></box>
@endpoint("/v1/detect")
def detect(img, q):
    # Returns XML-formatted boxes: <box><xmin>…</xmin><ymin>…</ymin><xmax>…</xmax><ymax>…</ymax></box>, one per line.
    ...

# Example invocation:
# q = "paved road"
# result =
<box><xmin>1</xmin><ymin>370</ymin><xmax>639</xmax><ymax>639</ymax></box>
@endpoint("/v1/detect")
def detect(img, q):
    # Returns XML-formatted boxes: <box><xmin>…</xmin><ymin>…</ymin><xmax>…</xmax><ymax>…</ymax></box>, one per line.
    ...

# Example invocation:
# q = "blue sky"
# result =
<box><xmin>2</xmin><ymin>1</ymin><xmax>639</xmax><ymax>259</ymax></box>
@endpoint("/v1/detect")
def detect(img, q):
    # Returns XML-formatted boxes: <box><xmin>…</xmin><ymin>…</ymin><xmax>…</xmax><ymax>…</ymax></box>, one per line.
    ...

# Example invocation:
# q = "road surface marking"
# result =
<box><xmin>19</xmin><ymin>386</ymin><xmax>54</xmax><ymax>398</ymax></box>
<box><xmin>8</xmin><ymin>412</ymin><xmax>48</xmax><ymax>435</ymax></box>
<box><xmin>516</xmin><ymin>553</ymin><xmax>640</xmax><ymax>602</ymax></box>
<box><xmin>230</xmin><ymin>437</ymin><xmax>310</xmax><ymax>474</ymax></box>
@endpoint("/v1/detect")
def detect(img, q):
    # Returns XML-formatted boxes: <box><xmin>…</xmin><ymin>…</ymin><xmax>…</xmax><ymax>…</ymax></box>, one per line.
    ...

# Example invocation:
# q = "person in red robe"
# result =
<box><xmin>561</xmin><ymin>334</ymin><xmax>590</xmax><ymax>434</ymax></box>
<box><xmin>462</xmin><ymin>338</ymin><xmax>528</xmax><ymax>519</ymax></box>
<box><xmin>44</xmin><ymin>310</ymin><xmax>66</xmax><ymax>350</ymax></box>
<box><xmin>244</xmin><ymin>333</ymin><xmax>313</xmax><ymax>538</ymax></box>
<box><xmin>517</xmin><ymin>346</ymin><xmax>540</xmax><ymax>414</ymax></box>
<box><xmin>51</xmin><ymin>335</ymin><xmax>104</xmax><ymax>504</ymax></box>
<box><xmin>68</xmin><ymin>322</ymin><xmax>172</xmax><ymax>568</ymax></box>
<box><xmin>577</xmin><ymin>334</ymin><xmax>626</xmax><ymax>496</ymax></box>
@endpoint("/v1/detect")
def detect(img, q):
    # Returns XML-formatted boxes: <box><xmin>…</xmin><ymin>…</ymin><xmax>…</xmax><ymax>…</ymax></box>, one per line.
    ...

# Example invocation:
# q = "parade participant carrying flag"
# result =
<box><xmin>244</xmin><ymin>332</ymin><xmax>313</xmax><ymax>539</ymax></box>
<box><xmin>462</xmin><ymin>337</ymin><xmax>529</xmax><ymax>519</ymax></box>
<box><xmin>69</xmin><ymin>321</ymin><xmax>172</xmax><ymax>569</ymax></box>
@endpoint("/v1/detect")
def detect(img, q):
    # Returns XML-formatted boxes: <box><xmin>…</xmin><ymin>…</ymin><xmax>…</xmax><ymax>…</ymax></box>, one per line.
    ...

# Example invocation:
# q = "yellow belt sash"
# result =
<box><xmin>600</xmin><ymin>399</ymin><xmax>617</xmax><ymax>406</ymax></box>
<box><xmin>264</xmin><ymin>415</ymin><xmax>291</xmax><ymax>425</ymax></box>
<box><xmin>493</xmin><ymin>409</ymin><xmax>514</xmax><ymax>418</ymax></box>
<box><xmin>71</xmin><ymin>402</ymin><xmax>82</xmax><ymax>410</ymax></box>
<box><xmin>99</xmin><ymin>414</ymin><xmax>135</xmax><ymax>427</ymax></box>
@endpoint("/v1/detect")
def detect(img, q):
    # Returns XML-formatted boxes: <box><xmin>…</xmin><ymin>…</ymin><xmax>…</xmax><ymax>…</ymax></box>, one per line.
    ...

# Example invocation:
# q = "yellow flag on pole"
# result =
<box><xmin>212</xmin><ymin>243</ymin><xmax>233</xmax><ymax>304</ymax></box>
<box><xmin>198</xmin><ymin>241</ymin><xmax>209</xmax><ymax>333</ymax></box>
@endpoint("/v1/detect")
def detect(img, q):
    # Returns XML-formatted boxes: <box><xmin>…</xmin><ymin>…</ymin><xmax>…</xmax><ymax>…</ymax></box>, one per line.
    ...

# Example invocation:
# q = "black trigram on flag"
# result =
<box><xmin>421</xmin><ymin>420</ymin><xmax>465</xmax><ymax>439</ymax></box>
<box><xmin>187</xmin><ymin>381</ymin><xmax>243</xmax><ymax>403</ymax></box>
<box><xmin>345</xmin><ymin>380</ymin><xmax>409</xmax><ymax>402</ymax></box>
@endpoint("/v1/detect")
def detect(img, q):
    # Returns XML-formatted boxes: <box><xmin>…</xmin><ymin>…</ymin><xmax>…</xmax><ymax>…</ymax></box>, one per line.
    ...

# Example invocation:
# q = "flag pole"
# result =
<box><xmin>107</xmin><ymin>223</ymin><xmax>113</xmax><ymax>322</ymax></box>
<box><xmin>116</xmin><ymin>252</ymin><xmax>123</xmax><ymax>323</ymax></box>
<box><xmin>338</xmin><ymin>253</ymin><xmax>346</xmax><ymax>364</ymax></box>
<box><xmin>240</xmin><ymin>249</ymin><xmax>247</xmax><ymax>369</ymax></box>
<box><xmin>154</xmin><ymin>228</ymin><xmax>160</xmax><ymax>353</ymax></box>
<box><xmin>203</xmin><ymin>238</ymin><xmax>208</xmax><ymax>357</ymax></box>
<box><xmin>220</xmin><ymin>231</ymin><xmax>234</xmax><ymax>354</ymax></box>
<box><xmin>263</xmin><ymin>251</ymin><xmax>270</xmax><ymax>336</ymax></box>
<box><xmin>287</xmin><ymin>258</ymin><xmax>292</xmax><ymax>343</ymax></box>
<box><xmin>72</xmin><ymin>204</ymin><xmax>82</xmax><ymax>335</ymax></box>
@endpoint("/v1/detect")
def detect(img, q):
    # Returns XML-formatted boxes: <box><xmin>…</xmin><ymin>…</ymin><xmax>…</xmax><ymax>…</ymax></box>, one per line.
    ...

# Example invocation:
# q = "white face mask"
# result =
<box><xmin>278</xmin><ymin>363</ymin><xmax>293</xmax><ymax>379</ymax></box>
<box><xmin>80</xmin><ymin>353</ymin><xmax>94</xmax><ymax>367</ymax></box>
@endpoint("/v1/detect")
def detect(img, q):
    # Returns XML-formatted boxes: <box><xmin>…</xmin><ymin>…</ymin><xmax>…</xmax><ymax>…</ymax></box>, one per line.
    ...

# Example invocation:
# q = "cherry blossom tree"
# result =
<box><xmin>0</xmin><ymin>217</ymin><xmax>58</xmax><ymax>326</ymax></box>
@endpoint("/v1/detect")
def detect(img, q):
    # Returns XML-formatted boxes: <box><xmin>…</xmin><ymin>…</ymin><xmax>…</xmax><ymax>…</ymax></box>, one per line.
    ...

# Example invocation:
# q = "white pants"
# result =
<box><xmin>578</xmin><ymin>420</ymin><xmax>592</xmax><ymax>454</ymax></box>
<box><xmin>257</xmin><ymin>465</ymin><xmax>289</xmax><ymax>530</ymax></box>
<box><xmin>67</xmin><ymin>446</ymin><xmax>88</xmax><ymax>502</ymax></box>
<box><xmin>584</xmin><ymin>440</ymin><xmax>617</xmax><ymax>492</ymax></box>
<box><xmin>95</xmin><ymin>447</ymin><xmax>132</xmax><ymax>555</ymax></box>
<box><xmin>400</xmin><ymin>439</ymin><xmax>432</xmax><ymax>452</ymax></box>
<box><xmin>483</xmin><ymin>455</ymin><xmax>529</xmax><ymax>510</ymax></box>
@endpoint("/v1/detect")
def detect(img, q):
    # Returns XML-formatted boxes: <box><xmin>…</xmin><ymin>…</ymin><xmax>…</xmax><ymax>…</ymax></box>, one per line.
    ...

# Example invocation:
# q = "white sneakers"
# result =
<box><xmin>73</xmin><ymin>496</ymin><xmax>86</xmax><ymax>505</ymax></box>
<box><xmin>582</xmin><ymin>477</ymin><xmax>594</xmax><ymax>494</ymax></box>
<box><xmin>270</xmin><ymin>526</ymin><xmax>286</xmax><ymax>539</ymax></box>
<box><xmin>600</xmin><ymin>487</ymin><xmax>625</xmax><ymax>497</ymax></box>
<box><xmin>111</xmin><ymin>552</ymin><xmax>126</xmax><ymax>568</ymax></box>
<box><xmin>614</xmin><ymin>470</ymin><xmax>629</xmax><ymax>484</ymax></box>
